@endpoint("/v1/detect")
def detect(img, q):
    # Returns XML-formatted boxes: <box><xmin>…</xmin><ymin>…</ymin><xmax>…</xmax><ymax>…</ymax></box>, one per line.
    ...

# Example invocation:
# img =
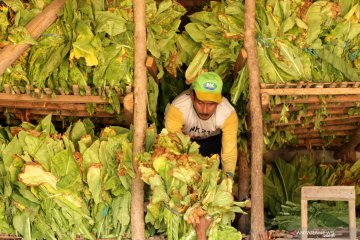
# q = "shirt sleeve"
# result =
<box><xmin>164</xmin><ymin>104</ymin><xmax>184</xmax><ymax>133</ymax></box>
<box><xmin>221</xmin><ymin>111</ymin><xmax>238</xmax><ymax>174</ymax></box>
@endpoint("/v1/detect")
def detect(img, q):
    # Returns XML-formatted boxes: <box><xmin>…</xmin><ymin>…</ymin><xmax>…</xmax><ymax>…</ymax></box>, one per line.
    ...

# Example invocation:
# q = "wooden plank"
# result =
<box><xmin>273</xmin><ymin>115</ymin><xmax>360</xmax><ymax>127</ymax></box>
<box><xmin>0</xmin><ymin>101</ymin><xmax>109</xmax><ymax>112</ymax></box>
<box><xmin>5</xmin><ymin>108</ymin><xmax>114</xmax><ymax>118</ymax></box>
<box><xmin>0</xmin><ymin>0</ymin><xmax>66</xmax><ymax>75</ymax></box>
<box><xmin>293</xmin><ymin>125</ymin><xmax>359</xmax><ymax>134</ymax></box>
<box><xmin>301</xmin><ymin>186</ymin><xmax>355</xmax><ymax>201</ymax></box>
<box><xmin>297</xmin><ymin>138</ymin><xmax>345</xmax><ymax>146</ymax></box>
<box><xmin>270</xmin><ymin>102</ymin><xmax>356</xmax><ymax>113</ymax></box>
<box><xmin>272</xmin><ymin>95</ymin><xmax>360</xmax><ymax>104</ymax></box>
<box><xmin>301</xmin><ymin>199</ymin><xmax>308</xmax><ymax>240</ymax></box>
<box><xmin>261</xmin><ymin>88</ymin><xmax>360</xmax><ymax>96</ymax></box>
<box><xmin>349</xmin><ymin>200</ymin><xmax>357</xmax><ymax>240</ymax></box>
<box><xmin>270</xmin><ymin>108</ymin><xmax>352</xmax><ymax>121</ymax></box>
<box><xmin>296</xmin><ymin>130</ymin><xmax>353</xmax><ymax>139</ymax></box>
<box><xmin>273</xmin><ymin>119</ymin><xmax>360</xmax><ymax>131</ymax></box>
<box><xmin>0</xmin><ymin>93</ymin><xmax>109</xmax><ymax>104</ymax></box>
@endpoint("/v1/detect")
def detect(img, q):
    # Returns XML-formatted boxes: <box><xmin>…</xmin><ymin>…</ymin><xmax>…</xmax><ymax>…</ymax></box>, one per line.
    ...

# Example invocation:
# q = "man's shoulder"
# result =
<box><xmin>218</xmin><ymin>97</ymin><xmax>235</xmax><ymax>111</ymax></box>
<box><xmin>171</xmin><ymin>89</ymin><xmax>192</xmax><ymax>107</ymax></box>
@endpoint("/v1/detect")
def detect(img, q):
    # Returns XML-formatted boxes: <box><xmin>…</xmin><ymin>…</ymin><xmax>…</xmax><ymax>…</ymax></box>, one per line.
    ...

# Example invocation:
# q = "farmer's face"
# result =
<box><xmin>191</xmin><ymin>91</ymin><xmax>218</xmax><ymax>120</ymax></box>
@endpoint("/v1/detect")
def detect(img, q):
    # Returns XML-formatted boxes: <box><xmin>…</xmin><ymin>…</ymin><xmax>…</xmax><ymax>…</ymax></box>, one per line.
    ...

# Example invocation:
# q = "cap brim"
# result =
<box><xmin>195</xmin><ymin>90</ymin><xmax>222</xmax><ymax>103</ymax></box>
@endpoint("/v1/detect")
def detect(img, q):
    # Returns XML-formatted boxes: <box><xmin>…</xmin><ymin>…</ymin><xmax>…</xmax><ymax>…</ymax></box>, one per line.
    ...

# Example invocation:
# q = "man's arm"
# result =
<box><xmin>221</xmin><ymin>111</ymin><xmax>238</xmax><ymax>175</ymax></box>
<box><xmin>164</xmin><ymin>105</ymin><xmax>184</xmax><ymax>133</ymax></box>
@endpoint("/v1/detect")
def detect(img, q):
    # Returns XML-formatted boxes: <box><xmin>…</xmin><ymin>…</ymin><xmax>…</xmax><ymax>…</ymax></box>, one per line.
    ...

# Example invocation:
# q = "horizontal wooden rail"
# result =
<box><xmin>270</xmin><ymin>102</ymin><xmax>357</xmax><ymax>113</ymax></box>
<box><xmin>297</xmin><ymin>138</ymin><xmax>345</xmax><ymax>147</ymax></box>
<box><xmin>261</xmin><ymin>88</ymin><xmax>360</xmax><ymax>96</ymax></box>
<box><xmin>273</xmin><ymin>115</ymin><xmax>360</xmax><ymax>127</ymax></box>
<box><xmin>293</xmin><ymin>125</ymin><xmax>359</xmax><ymax>134</ymax></box>
<box><xmin>0</xmin><ymin>93</ymin><xmax>110</xmax><ymax>104</ymax></box>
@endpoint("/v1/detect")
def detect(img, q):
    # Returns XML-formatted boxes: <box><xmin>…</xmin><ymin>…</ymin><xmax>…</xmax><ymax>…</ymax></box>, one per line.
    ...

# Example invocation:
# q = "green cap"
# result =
<box><xmin>192</xmin><ymin>72</ymin><xmax>223</xmax><ymax>103</ymax></box>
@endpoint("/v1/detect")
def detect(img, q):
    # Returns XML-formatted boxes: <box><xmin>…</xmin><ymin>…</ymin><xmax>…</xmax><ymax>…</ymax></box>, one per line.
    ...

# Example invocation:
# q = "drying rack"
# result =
<box><xmin>0</xmin><ymin>84</ymin><xmax>134</xmax><ymax>126</ymax></box>
<box><xmin>261</xmin><ymin>81</ymin><xmax>360</xmax><ymax>149</ymax></box>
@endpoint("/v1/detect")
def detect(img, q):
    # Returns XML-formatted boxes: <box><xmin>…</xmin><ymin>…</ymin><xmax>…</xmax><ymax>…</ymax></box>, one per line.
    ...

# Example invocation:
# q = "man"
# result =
<box><xmin>164</xmin><ymin>71</ymin><xmax>238</xmax><ymax>177</ymax></box>
<box><xmin>164</xmin><ymin>72</ymin><xmax>238</xmax><ymax>239</ymax></box>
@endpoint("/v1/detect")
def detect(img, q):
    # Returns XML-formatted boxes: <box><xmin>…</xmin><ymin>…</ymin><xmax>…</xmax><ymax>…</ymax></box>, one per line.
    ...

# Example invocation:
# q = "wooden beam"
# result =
<box><xmin>269</xmin><ymin>102</ymin><xmax>356</xmax><ymax>113</ymax></box>
<box><xmin>132</xmin><ymin>0</ymin><xmax>147</xmax><ymax>237</ymax></box>
<box><xmin>293</xmin><ymin>125</ymin><xmax>359</xmax><ymax>134</ymax></box>
<box><xmin>261</xmin><ymin>87</ymin><xmax>360</xmax><ymax>96</ymax></box>
<box><xmin>266</xmin><ymin>95</ymin><xmax>360</xmax><ymax>106</ymax></box>
<box><xmin>0</xmin><ymin>0</ymin><xmax>66</xmax><ymax>75</ymax></box>
<box><xmin>269</xmin><ymin>108</ymin><xmax>352</xmax><ymax>121</ymax></box>
<box><xmin>273</xmin><ymin>115</ymin><xmax>360</xmax><ymax>127</ymax></box>
<box><xmin>0</xmin><ymin>101</ymin><xmax>108</xmax><ymax>111</ymax></box>
<box><xmin>297</xmin><ymin>138</ymin><xmax>345</xmax><ymax>147</ymax></box>
<box><xmin>245</xmin><ymin>0</ymin><xmax>265</xmax><ymax>238</ymax></box>
<box><xmin>0</xmin><ymin>93</ymin><xmax>110</xmax><ymax>104</ymax></box>
<box><xmin>3</xmin><ymin>108</ymin><xmax>114</xmax><ymax>118</ymax></box>
<box><xmin>296</xmin><ymin>130</ymin><xmax>353</xmax><ymax>139</ymax></box>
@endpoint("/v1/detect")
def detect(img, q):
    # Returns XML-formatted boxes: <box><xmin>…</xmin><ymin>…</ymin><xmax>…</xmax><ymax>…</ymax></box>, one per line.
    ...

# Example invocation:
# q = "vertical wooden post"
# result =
<box><xmin>131</xmin><ymin>0</ymin><xmax>147</xmax><ymax>239</ymax></box>
<box><xmin>244</xmin><ymin>0</ymin><xmax>266</xmax><ymax>239</ymax></box>
<box><xmin>238</xmin><ymin>150</ymin><xmax>250</xmax><ymax>233</ymax></box>
<box><xmin>0</xmin><ymin>0</ymin><xmax>65</xmax><ymax>75</ymax></box>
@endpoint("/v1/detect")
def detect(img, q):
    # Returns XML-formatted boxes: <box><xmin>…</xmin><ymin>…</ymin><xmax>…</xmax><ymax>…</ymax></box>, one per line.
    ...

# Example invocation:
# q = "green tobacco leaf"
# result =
<box><xmin>72</xmin><ymin>21</ymin><xmax>99</xmax><ymax>66</ymax></box>
<box><xmin>316</xmin><ymin>48</ymin><xmax>360</xmax><ymax>81</ymax></box>
<box><xmin>18</xmin><ymin>164</ymin><xmax>57</xmax><ymax>190</ymax></box>
<box><xmin>95</xmin><ymin>11</ymin><xmax>126</xmax><ymax>36</ymax></box>
<box><xmin>51</xmin><ymin>149</ymin><xmax>81</xmax><ymax>190</ymax></box>
<box><xmin>185</xmin><ymin>23</ymin><xmax>207</xmax><ymax>43</ymax></box>
<box><xmin>87</xmin><ymin>164</ymin><xmax>102</xmax><ymax>204</ymax></box>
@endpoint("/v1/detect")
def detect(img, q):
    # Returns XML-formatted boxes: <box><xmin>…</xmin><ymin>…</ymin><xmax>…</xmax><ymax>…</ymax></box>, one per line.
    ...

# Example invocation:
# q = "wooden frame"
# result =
<box><xmin>301</xmin><ymin>186</ymin><xmax>356</xmax><ymax>240</ymax></box>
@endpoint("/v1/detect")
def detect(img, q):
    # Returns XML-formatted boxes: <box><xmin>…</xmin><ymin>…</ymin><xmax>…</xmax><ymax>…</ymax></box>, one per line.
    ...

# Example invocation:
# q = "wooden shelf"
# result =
<box><xmin>261</xmin><ymin>81</ymin><xmax>360</xmax><ymax>148</ymax></box>
<box><xmin>0</xmin><ymin>84</ymin><xmax>133</xmax><ymax>125</ymax></box>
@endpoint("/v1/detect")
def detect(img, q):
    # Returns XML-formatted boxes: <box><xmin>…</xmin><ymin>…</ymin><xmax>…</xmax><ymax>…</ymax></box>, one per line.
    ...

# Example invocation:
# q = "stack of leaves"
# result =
<box><xmin>264</xmin><ymin>154</ymin><xmax>360</xmax><ymax>220</ymax></box>
<box><xmin>0</xmin><ymin>0</ymin><xmax>185</xmax><ymax>114</ymax></box>
<box><xmin>139</xmin><ymin>129</ymin><xmax>248</xmax><ymax>240</ymax></box>
<box><xmin>176</xmin><ymin>0</ymin><xmax>244</xmax><ymax>84</ymax></box>
<box><xmin>273</xmin><ymin>201</ymin><xmax>360</xmax><ymax>231</ymax></box>
<box><xmin>0</xmin><ymin>114</ymin><xmax>134</xmax><ymax>239</ymax></box>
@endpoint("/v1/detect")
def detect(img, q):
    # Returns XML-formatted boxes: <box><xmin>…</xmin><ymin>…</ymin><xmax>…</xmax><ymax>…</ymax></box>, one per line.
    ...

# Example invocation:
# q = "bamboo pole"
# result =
<box><xmin>244</xmin><ymin>0</ymin><xmax>266</xmax><ymax>239</ymax></box>
<box><xmin>0</xmin><ymin>0</ymin><xmax>65</xmax><ymax>75</ymax></box>
<box><xmin>131</xmin><ymin>0</ymin><xmax>147</xmax><ymax>239</ymax></box>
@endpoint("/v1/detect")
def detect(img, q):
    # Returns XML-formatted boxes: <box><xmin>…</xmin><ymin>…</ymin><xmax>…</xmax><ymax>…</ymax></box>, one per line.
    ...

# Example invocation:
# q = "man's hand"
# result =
<box><xmin>194</xmin><ymin>216</ymin><xmax>212</xmax><ymax>240</ymax></box>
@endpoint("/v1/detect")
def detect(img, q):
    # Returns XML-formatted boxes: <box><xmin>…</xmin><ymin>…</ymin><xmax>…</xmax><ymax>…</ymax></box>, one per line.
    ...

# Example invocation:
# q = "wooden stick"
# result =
<box><xmin>233</xmin><ymin>48</ymin><xmax>247</xmax><ymax>80</ymax></box>
<box><xmin>145</xmin><ymin>56</ymin><xmax>158</xmax><ymax>82</ymax></box>
<box><xmin>0</xmin><ymin>0</ymin><xmax>66</xmax><ymax>75</ymax></box>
